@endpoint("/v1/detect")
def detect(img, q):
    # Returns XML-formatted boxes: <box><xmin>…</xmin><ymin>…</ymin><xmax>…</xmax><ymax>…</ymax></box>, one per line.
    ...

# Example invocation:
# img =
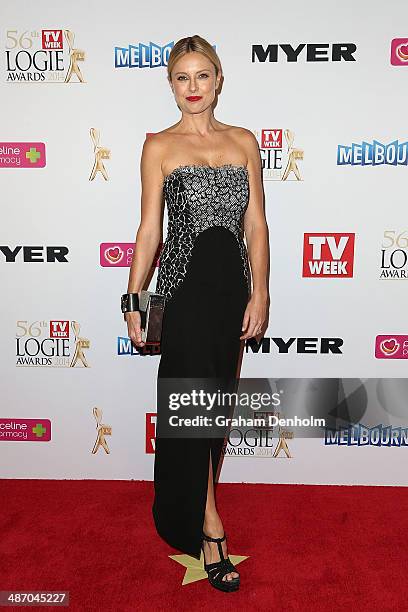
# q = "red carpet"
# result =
<box><xmin>2</xmin><ymin>480</ymin><xmax>407</xmax><ymax>611</ymax></box>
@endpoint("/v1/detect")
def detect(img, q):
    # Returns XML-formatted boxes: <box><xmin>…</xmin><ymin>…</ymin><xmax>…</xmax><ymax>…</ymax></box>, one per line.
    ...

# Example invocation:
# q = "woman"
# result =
<box><xmin>124</xmin><ymin>34</ymin><xmax>269</xmax><ymax>592</ymax></box>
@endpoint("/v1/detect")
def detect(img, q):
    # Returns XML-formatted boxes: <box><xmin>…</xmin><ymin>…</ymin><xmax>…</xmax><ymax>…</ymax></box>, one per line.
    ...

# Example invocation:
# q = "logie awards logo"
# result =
<box><xmin>255</xmin><ymin>128</ymin><xmax>304</xmax><ymax>181</ymax></box>
<box><xmin>15</xmin><ymin>320</ymin><xmax>91</xmax><ymax>367</ymax></box>
<box><xmin>379</xmin><ymin>230</ymin><xmax>408</xmax><ymax>279</ymax></box>
<box><xmin>4</xmin><ymin>29</ymin><xmax>85</xmax><ymax>83</ymax></box>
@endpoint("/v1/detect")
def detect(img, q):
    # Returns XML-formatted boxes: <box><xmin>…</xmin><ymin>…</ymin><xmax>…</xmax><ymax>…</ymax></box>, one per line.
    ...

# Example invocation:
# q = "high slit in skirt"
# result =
<box><xmin>153</xmin><ymin>226</ymin><xmax>249</xmax><ymax>559</ymax></box>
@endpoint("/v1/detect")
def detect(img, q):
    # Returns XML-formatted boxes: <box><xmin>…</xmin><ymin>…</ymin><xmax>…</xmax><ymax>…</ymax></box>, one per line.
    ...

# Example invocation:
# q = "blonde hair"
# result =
<box><xmin>167</xmin><ymin>35</ymin><xmax>222</xmax><ymax>81</ymax></box>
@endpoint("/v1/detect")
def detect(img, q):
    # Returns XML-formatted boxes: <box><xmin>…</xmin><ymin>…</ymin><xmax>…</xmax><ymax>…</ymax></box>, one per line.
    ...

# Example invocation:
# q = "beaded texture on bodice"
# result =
<box><xmin>155</xmin><ymin>164</ymin><xmax>251</xmax><ymax>302</ymax></box>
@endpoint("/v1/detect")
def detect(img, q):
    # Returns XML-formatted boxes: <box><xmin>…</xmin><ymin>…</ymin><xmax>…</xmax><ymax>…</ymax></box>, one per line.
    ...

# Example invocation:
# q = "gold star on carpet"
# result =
<box><xmin>169</xmin><ymin>551</ymin><xmax>249</xmax><ymax>585</ymax></box>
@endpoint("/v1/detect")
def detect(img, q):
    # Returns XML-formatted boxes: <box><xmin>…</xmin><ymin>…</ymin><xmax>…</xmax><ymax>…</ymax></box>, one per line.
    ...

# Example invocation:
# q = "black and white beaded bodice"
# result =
<box><xmin>155</xmin><ymin>164</ymin><xmax>251</xmax><ymax>302</ymax></box>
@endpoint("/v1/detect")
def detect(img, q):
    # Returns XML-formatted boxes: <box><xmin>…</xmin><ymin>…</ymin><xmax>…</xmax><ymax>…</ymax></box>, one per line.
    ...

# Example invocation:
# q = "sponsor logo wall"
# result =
<box><xmin>2</xmin><ymin>0</ymin><xmax>408</xmax><ymax>486</ymax></box>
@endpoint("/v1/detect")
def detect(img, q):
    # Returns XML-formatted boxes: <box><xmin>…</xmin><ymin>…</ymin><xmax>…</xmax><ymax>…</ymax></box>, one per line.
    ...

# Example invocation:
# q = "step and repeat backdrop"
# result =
<box><xmin>2</xmin><ymin>0</ymin><xmax>408</xmax><ymax>485</ymax></box>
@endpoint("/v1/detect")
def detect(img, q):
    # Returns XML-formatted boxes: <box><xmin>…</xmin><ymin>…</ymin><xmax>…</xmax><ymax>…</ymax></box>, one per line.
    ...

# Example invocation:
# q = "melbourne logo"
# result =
<box><xmin>390</xmin><ymin>38</ymin><xmax>408</xmax><ymax>66</ymax></box>
<box><xmin>0</xmin><ymin>143</ymin><xmax>46</xmax><ymax>167</ymax></box>
<box><xmin>117</xmin><ymin>336</ymin><xmax>161</xmax><ymax>357</ymax></box>
<box><xmin>325</xmin><ymin>423</ymin><xmax>408</xmax><ymax>446</ymax></box>
<box><xmin>16</xmin><ymin>320</ymin><xmax>91</xmax><ymax>367</ymax></box>
<box><xmin>114</xmin><ymin>40</ymin><xmax>174</xmax><ymax>68</ymax></box>
<box><xmin>5</xmin><ymin>29</ymin><xmax>85</xmax><ymax>83</ymax></box>
<box><xmin>375</xmin><ymin>335</ymin><xmax>408</xmax><ymax>359</ymax></box>
<box><xmin>303</xmin><ymin>233</ymin><xmax>355</xmax><ymax>277</ymax></box>
<box><xmin>337</xmin><ymin>139</ymin><xmax>408</xmax><ymax>165</ymax></box>
<box><xmin>380</xmin><ymin>230</ymin><xmax>408</xmax><ymax>279</ymax></box>
<box><xmin>252</xmin><ymin>43</ymin><xmax>357</xmax><ymax>63</ymax></box>
<box><xmin>254</xmin><ymin>128</ymin><xmax>304</xmax><ymax>180</ymax></box>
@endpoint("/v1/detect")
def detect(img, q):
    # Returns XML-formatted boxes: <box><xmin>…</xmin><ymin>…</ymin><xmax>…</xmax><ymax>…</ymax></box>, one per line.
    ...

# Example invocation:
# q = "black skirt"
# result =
<box><xmin>153</xmin><ymin>226</ymin><xmax>249</xmax><ymax>559</ymax></box>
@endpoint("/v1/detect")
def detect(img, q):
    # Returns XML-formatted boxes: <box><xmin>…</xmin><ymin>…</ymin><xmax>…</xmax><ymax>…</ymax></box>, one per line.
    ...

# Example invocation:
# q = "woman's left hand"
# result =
<box><xmin>240</xmin><ymin>290</ymin><xmax>269</xmax><ymax>341</ymax></box>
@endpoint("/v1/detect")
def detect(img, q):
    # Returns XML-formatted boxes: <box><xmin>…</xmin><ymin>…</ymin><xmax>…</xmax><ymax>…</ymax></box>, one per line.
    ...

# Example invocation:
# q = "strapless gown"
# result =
<box><xmin>152</xmin><ymin>164</ymin><xmax>251</xmax><ymax>560</ymax></box>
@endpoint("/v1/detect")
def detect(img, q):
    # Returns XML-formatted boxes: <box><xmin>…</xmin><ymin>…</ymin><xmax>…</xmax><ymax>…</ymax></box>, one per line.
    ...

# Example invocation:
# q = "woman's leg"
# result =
<box><xmin>202</xmin><ymin>450</ymin><xmax>239</xmax><ymax>582</ymax></box>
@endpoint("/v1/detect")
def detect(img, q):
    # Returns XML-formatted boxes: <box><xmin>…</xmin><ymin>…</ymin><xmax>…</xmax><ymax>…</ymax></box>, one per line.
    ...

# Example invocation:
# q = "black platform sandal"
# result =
<box><xmin>201</xmin><ymin>531</ymin><xmax>240</xmax><ymax>592</ymax></box>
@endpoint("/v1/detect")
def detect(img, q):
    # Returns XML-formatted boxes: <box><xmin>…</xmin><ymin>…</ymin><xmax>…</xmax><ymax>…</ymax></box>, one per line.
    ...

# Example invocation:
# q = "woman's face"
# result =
<box><xmin>169</xmin><ymin>51</ymin><xmax>221</xmax><ymax>114</ymax></box>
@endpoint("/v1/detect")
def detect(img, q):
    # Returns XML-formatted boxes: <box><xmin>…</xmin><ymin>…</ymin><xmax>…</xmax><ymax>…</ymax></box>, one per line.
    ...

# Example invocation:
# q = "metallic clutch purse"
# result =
<box><xmin>139</xmin><ymin>290</ymin><xmax>166</xmax><ymax>345</ymax></box>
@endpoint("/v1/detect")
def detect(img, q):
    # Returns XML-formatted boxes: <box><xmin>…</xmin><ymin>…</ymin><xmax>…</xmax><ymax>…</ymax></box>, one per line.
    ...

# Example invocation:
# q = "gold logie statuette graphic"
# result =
<box><xmin>69</xmin><ymin>321</ymin><xmax>90</xmax><ymax>367</ymax></box>
<box><xmin>282</xmin><ymin>129</ymin><xmax>303</xmax><ymax>181</ymax></box>
<box><xmin>64</xmin><ymin>30</ymin><xmax>85</xmax><ymax>83</ymax></box>
<box><xmin>273</xmin><ymin>429</ymin><xmax>294</xmax><ymax>458</ymax></box>
<box><xmin>92</xmin><ymin>407</ymin><xmax>112</xmax><ymax>454</ymax></box>
<box><xmin>256</xmin><ymin>410</ymin><xmax>293</xmax><ymax>458</ymax></box>
<box><xmin>89</xmin><ymin>128</ymin><xmax>111</xmax><ymax>181</ymax></box>
<box><xmin>274</xmin><ymin>410</ymin><xmax>294</xmax><ymax>458</ymax></box>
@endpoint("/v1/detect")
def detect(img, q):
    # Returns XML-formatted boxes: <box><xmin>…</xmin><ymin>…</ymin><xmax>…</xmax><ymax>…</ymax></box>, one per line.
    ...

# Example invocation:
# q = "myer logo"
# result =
<box><xmin>0</xmin><ymin>245</ymin><xmax>68</xmax><ymax>262</ymax></box>
<box><xmin>252</xmin><ymin>43</ymin><xmax>357</xmax><ymax>63</ymax></box>
<box><xmin>245</xmin><ymin>337</ymin><xmax>344</xmax><ymax>354</ymax></box>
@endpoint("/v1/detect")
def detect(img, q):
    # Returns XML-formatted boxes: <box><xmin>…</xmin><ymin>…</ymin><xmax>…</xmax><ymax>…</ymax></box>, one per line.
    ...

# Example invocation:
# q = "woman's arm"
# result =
<box><xmin>241</xmin><ymin>129</ymin><xmax>270</xmax><ymax>340</ymax></box>
<box><xmin>127</xmin><ymin>135</ymin><xmax>165</xmax><ymax>294</ymax></box>
<box><xmin>125</xmin><ymin>135</ymin><xmax>165</xmax><ymax>347</ymax></box>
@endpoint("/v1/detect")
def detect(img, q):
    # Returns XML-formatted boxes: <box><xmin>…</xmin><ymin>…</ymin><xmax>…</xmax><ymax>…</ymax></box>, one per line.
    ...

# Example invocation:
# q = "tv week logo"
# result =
<box><xmin>303</xmin><ymin>233</ymin><xmax>355</xmax><ymax>277</ymax></box>
<box><xmin>145</xmin><ymin>413</ymin><xmax>156</xmax><ymax>453</ymax></box>
<box><xmin>50</xmin><ymin>321</ymin><xmax>69</xmax><ymax>338</ymax></box>
<box><xmin>261</xmin><ymin>129</ymin><xmax>282</xmax><ymax>148</ymax></box>
<box><xmin>42</xmin><ymin>30</ymin><xmax>63</xmax><ymax>50</ymax></box>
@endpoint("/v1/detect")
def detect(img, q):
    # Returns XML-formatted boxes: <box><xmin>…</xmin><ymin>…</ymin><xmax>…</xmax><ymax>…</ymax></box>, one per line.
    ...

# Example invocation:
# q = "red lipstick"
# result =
<box><xmin>186</xmin><ymin>96</ymin><xmax>202</xmax><ymax>102</ymax></box>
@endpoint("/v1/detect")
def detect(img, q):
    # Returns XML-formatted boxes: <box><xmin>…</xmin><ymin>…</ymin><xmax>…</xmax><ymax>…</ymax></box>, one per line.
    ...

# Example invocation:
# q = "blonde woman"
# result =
<box><xmin>124</xmin><ymin>34</ymin><xmax>269</xmax><ymax>592</ymax></box>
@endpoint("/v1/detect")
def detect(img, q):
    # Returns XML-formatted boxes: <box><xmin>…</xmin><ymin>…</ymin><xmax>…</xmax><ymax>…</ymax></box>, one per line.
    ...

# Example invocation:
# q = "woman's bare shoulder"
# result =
<box><xmin>230</xmin><ymin>124</ymin><xmax>257</xmax><ymax>143</ymax></box>
<box><xmin>216</xmin><ymin>122</ymin><xmax>253</xmax><ymax>136</ymax></box>
<box><xmin>219</xmin><ymin>123</ymin><xmax>258</xmax><ymax>148</ymax></box>
<box><xmin>141</xmin><ymin>127</ymin><xmax>180</xmax><ymax>164</ymax></box>
<box><xmin>218</xmin><ymin>124</ymin><xmax>259</xmax><ymax>163</ymax></box>
<box><xmin>140</xmin><ymin>129</ymin><xmax>176</xmax><ymax>173</ymax></box>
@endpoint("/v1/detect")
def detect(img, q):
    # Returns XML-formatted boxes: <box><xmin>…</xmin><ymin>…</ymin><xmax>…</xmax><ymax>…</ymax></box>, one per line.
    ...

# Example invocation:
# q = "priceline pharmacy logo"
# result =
<box><xmin>337</xmin><ymin>139</ymin><xmax>408</xmax><ymax>166</ymax></box>
<box><xmin>0</xmin><ymin>142</ymin><xmax>46</xmax><ymax>167</ymax></box>
<box><xmin>0</xmin><ymin>418</ymin><xmax>51</xmax><ymax>441</ymax></box>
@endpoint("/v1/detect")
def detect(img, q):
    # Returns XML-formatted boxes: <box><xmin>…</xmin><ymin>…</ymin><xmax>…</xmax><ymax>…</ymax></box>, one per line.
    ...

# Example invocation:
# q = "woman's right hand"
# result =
<box><xmin>125</xmin><ymin>310</ymin><xmax>145</xmax><ymax>347</ymax></box>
